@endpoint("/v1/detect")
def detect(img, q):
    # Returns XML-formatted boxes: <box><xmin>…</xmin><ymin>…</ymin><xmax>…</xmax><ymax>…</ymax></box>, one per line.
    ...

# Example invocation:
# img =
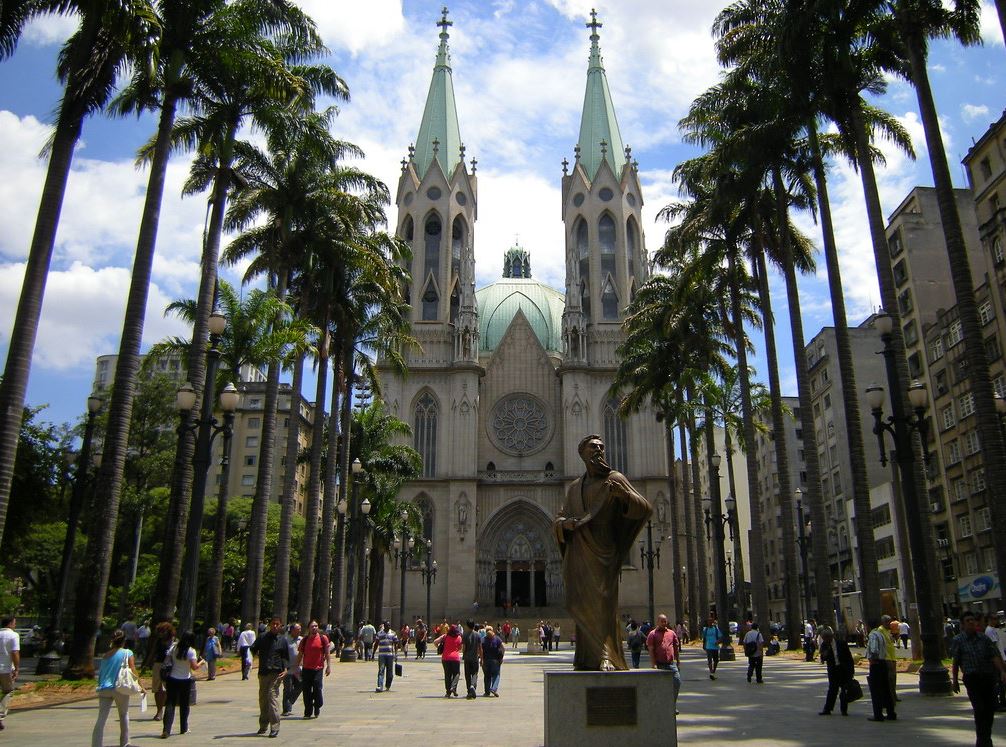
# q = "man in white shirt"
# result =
<box><xmin>136</xmin><ymin>621</ymin><xmax>151</xmax><ymax>658</ymax></box>
<box><xmin>121</xmin><ymin>617</ymin><xmax>138</xmax><ymax>651</ymax></box>
<box><xmin>237</xmin><ymin>623</ymin><xmax>257</xmax><ymax>680</ymax></box>
<box><xmin>360</xmin><ymin>621</ymin><xmax>377</xmax><ymax>662</ymax></box>
<box><xmin>0</xmin><ymin>615</ymin><xmax>20</xmax><ymax>732</ymax></box>
<box><xmin>281</xmin><ymin>623</ymin><xmax>303</xmax><ymax>716</ymax></box>
<box><xmin>899</xmin><ymin>620</ymin><xmax>910</xmax><ymax>650</ymax></box>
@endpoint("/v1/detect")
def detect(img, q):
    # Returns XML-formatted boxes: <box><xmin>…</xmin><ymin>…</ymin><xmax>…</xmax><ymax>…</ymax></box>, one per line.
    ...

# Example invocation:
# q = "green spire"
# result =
<box><xmin>413</xmin><ymin>7</ymin><xmax>463</xmax><ymax>180</ymax></box>
<box><xmin>575</xmin><ymin>9</ymin><xmax>625</xmax><ymax>181</ymax></box>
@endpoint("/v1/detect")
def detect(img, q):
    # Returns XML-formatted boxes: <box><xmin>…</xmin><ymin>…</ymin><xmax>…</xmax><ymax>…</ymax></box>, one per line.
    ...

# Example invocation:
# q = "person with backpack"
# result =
<box><xmin>203</xmin><ymin>627</ymin><xmax>222</xmax><ymax>681</ymax></box>
<box><xmin>701</xmin><ymin>614</ymin><xmax>724</xmax><ymax>680</ymax></box>
<box><xmin>627</xmin><ymin>621</ymin><xmax>645</xmax><ymax>668</ymax></box>
<box><xmin>742</xmin><ymin>622</ymin><xmax>765</xmax><ymax>684</ymax></box>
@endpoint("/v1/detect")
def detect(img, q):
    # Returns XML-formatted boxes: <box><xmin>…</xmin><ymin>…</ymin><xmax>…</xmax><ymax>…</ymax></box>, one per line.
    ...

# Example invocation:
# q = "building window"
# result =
<box><xmin>599</xmin><ymin>214</ymin><xmax>616</xmax><ymax>276</ymax></box>
<box><xmin>889</xmin><ymin>231</ymin><xmax>903</xmax><ymax>257</ymax></box>
<box><xmin>241</xmin><ymin>474</ymin><xmax>255</xmax><ymax>487</ymax></box>
<box><xmin>964</xmin><ymin>552</ymin><xmax>979</xmax><ymax>575</ymax></box>
<box><xmin>908</xmin><ymin>352</ymin><xmax>923</xmax><ymax>379</ymax></box>
<box><xmin>985</xmin><ymin>335</ymin><xmax>1000</xmax><ymax>362</ymax></box>
<box><xmin>941</xmin><ymin>404</ymin><xmax>956</xmax><ymax>430</ymax></box>
<box><xmin>930</xmin><ymin>486</ymin><xmax>945</xmax><ymax>513</ymax></box>
<box><xmin>248</xmin><ymin>417</ymin><xmax>261</xmax><ymax>429</ymax></box>
<box><xmin>245</xmin><ymin>436</ymin><xmax>259</xmax><ymax>448</ymax></box>
<box><xmin>876</xmin><ymin>536</ymin><xmax>896</xmax><ymax>559</ymax></box>
<box><xmin>893</xmin><ymin>259</ymin><xmax>908</xmax><ymax>286</ymax></box>
<box><xmin>601</xmin><ymin>277</ymin><xmax>619</xmax><ymax>320</ymax></box>
<box><xmin>451</xmin><ymin>216</ymin><xmax>466</xmax><ymax>277</ymax></box>
<box><xmin>994</xmin><ymin>374</ymin><xmax>1006</xmax><ymax>399</ymax></box>
<box><xmin>980</xmin><ymin>300</ymin><xmax>995</xmax><ymax>326</ymax></box>
<box><xmin>424</xmin><ymin>214</ymin><xmax>442</xmax><ymax>281</ymax></box>
<box><xmin>964</xmin><ymin>430</ymin><xmax>981</xmax><ymax>456</ymax></box>
<box><xmin>993</xmin><ymin>237</ymin><xmax>1005</xmax><ymax>264</ymax></box>
<box><xmin>603</xmin><ymin>399</ymin><xmax>628</xmax><ymax>474</ymax></box>
<box><xmin>414</xmin><ymin>393</ymin><xmax>438</xmax><ymax>478</ymax></box>
<box><xmin>946</xmin><ymin>439</ymin><xmax>961</xmax><ymax>465</ymax></box>
<box><xmin>903</xmin><ymin>320</ymin><xmax>919</xmax><ymax>346</ymax></box>
<box><xmin>952</xmin><ymin>478</ymin><xmax>967</xmax><ymax>502</ymax></box>
<box><xmin>976</xmin><ymin>506</ymin><xmax>992</xmax><ymax>532</ymax></box>
<box><xmin>898</xmin><ymin>288</ymin><xmax>913</xmax><ymax>315</ymax></box>
<box><xmin>971</xmin><ymin>468</ymin><xmax>987</xmax><ymax>494</ymax></box>
<box><xmin>959</xmin><ymin>513</ymin><xmax>973</xmax><ymax>538</ymax></box>
<box><xmin>824</xmin><ymin>393</ymin><xmax>832</xmax><ymax>410</ymax></box>
<box><xmin>983</xmin><ymin>546</ymin><xmax>996</xmax><ymax>571</ymax></box>
<box><xmin>959</xmin><ymin>392</ymin><xmax>976</xmax><ymax>418</ymax></box>
<box><xmin>935</xmin><ymin>369</ymin><xmax>948</xmax><ymax>396</ymax></box>
<box><xmin>421</xmin><ymin>280</ymin><xmax>439</xmax><ymax>321</ymax></box>
<box><xmin>930</xmin><ymin>337</ymin><xmax>944</xmax><ymax>362</ymax></box>
<box><xmin>871</xmin><ymin>503</ymin><xmax>892</xmax><ymax>527</ymax></box>
<box><xmin>244</xmin><ymin>455</ymin><xmax>256</xmax><ymax>466</ymax></box>
<box><xmin>980</xmin><ymin>156</ymin><xmax>993</xmax><ymax>180</ymax></box>
<box><xmin>948</xmin><ymin>320</ymin><xmax>964</xmax><ymax>347</ymax></box>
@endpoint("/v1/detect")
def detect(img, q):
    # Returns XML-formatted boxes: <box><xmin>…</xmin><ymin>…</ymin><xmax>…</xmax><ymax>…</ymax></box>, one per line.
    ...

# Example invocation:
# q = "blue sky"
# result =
<box><xmin>0</xmin><ymin>0</ymin><xmax>1004</xmax><ymax>427</ymax></box>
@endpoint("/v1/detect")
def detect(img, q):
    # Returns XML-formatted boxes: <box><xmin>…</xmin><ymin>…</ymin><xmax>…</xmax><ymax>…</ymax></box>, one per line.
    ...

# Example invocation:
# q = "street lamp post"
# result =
<box><xmin>177</xmin><ymin>308</ymin><xmax>236</xmax><ymax>633</ymax></box>
<box><xmin>421</xmin><ymin>539</ymin><xmax>438</xmax><ymax>626</ymax></box>
<box><xmin>639</xmin><ymin>521</ymin><xmax>661</xmax><ymax>624</ymax></box>
<box><xmin>395</xmin><ymin>511</ymin><xmax>415</xmax><ymax>629</ymax></box>
<box><xmin>868</xmin><ymin>309</ymin><xmax>952</xmax><ymax>695</ymax></box>
<box><xmin>702</xmin><ymin>453</ymin><xmax>735</xmax><ymax>661</ymax></box>
<box><xmin>52</xmin><ymin>393</ymin><xmax>103</xmax><ymax>634</ymax></box>
<box><xmin>342</xmin><ymin>458</ymin><xmax>368</xmax><ymax>627</ymax></box>
<box><xmin>794</xmin><ymin>488</ymin><xmax>812</xmax><ymax>621</ymax></box>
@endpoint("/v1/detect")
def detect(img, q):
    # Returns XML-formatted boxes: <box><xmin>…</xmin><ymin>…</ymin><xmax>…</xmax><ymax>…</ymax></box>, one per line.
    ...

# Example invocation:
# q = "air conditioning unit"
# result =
<box><xmin>931</xmin><ymin>502</ymin><xmax>943</xmax><ymax>513</ymax></box>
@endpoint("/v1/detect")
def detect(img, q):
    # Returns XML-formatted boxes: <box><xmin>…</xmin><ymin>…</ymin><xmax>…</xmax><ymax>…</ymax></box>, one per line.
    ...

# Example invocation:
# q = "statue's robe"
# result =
<box><xmin>553</xmin><ymin>470</ymin><xmax>651</xmax><ymax>670</ymax></box>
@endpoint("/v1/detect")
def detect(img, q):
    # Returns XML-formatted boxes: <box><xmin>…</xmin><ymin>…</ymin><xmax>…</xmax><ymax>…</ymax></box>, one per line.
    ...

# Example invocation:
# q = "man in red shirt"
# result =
<box><xmin>296</xmin><ymin>621</ymin><xmax>331</xmax><ymax>720</ymax></box>
<box><xmin>646</xmin><ymin>614</ymin><xmax>682</xmax><ymax>706</ymax></box>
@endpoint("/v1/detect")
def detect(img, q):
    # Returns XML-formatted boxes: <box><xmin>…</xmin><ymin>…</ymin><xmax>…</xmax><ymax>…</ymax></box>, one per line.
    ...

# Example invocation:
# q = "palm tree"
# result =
<box><xmin>0</xmin><ymin>0</ymin><xmax>158</xmax><ymax>553</ymax></box>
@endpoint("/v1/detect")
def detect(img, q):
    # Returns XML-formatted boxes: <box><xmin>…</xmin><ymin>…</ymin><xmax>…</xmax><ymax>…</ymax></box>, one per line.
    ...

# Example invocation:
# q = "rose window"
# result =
<box><xmin>490</xmin><ymin>394</ymin><xmax>550</xmax><ymax>454</ymax></box>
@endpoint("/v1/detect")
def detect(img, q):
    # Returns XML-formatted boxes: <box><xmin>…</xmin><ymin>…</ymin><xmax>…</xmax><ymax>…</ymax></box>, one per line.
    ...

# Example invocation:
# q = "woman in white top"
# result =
<box><xmin>161</xmin><ymin>630</ymin><xmax>203</xmax><ymax>738</ymax></box>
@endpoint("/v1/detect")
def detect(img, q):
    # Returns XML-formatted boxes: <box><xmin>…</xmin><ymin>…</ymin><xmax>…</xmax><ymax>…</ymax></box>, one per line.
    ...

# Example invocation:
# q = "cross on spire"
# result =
<box><xmin>438</xmin><ymin>6</ymin><xmax>452</xmax><ymax>35</ymax></box>
<box><xmin>586</xmin><ymin>8</ymin><xmax>602</xmax><ymax>39</ymax></box>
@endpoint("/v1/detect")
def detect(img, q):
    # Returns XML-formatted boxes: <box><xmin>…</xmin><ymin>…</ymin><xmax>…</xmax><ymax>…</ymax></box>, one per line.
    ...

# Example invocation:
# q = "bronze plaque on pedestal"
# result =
<box><xmin>585</xmin><ymin>686</ymin><xmax>637</xmax><ymax>726</ymax></box>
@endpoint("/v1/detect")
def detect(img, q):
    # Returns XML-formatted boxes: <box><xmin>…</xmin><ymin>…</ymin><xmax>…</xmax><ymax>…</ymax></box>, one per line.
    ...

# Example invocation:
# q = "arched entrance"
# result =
<box><xmin>476</xmin><ymin>500</ymin><xmax>562</xmax><ymax>610</ymax></box>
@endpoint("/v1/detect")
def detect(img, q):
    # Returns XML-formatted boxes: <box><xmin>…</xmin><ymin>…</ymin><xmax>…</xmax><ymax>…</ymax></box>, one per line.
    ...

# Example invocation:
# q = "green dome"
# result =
<box><xmin>476</xmin><ymin>278</ymin><xmax>565</xmax><ymax>354</ymax></box>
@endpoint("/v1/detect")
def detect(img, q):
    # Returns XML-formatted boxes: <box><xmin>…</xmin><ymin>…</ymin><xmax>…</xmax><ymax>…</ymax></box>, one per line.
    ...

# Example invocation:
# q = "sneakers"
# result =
<box><xmin>281</xmin><ymin>711</ymin><xmax>291</xmax><ymax>717</ymax></box>
<box><xmin>257</xmin><ymin>727</ymin><xmax>268</xmax><ymax>734</ymax></box>
<box><xmin>375</xmin><ymin>687</ymin><xmax>383</xmax><ymax>692</ymax></box>
<box><xmin>269</xmin><ymin>728</ymin><xmax>279</xmax><ymax>738</ymax></box>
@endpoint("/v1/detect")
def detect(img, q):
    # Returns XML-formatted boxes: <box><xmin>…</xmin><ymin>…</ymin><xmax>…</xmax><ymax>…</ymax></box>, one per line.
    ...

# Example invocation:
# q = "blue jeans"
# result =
<box><xmin>482</xmin><ymin>659</ymin><xmax>501</xmax><ymax>694</ymax></box>
<box><xmin>630</xmin><ymin>648</ymin><xmax>642</xmax><ymax>668</ymax></box>
<box><xmin>656</xmin><ymin>662</ymin><xmax>681</xmax><ymax>700</ymax></box>
<box><xmin>377</xmin><ymin>655</ymin><xmax>395</xmax><ymax>690</ymax></box>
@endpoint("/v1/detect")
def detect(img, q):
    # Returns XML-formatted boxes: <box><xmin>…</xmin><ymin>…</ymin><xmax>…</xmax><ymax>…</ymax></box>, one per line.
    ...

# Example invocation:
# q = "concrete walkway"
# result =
<box><xmin>2</xmin><ymin>646</ymin><xmax>997</xmax><ymax>746</ymax></box>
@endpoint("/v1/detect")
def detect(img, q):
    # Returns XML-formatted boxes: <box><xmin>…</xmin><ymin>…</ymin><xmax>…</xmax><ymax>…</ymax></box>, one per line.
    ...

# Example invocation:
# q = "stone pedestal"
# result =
<box><xmin>544</xmin><ymin>670</ymin><xmax>677</xmax><ymax>747</ymax></box>
<box><xmin>525</xmin><ymin>639</ymin><xmax>544</xmax><ymax>654</ymax></box>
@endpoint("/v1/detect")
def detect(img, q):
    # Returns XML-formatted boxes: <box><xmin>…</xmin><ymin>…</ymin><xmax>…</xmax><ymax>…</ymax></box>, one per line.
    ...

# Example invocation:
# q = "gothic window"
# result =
<box><xmin>424</xmin><ymin>214</ymin><xmax>442</xmax><ymax>280</ymax></box>
<box><xmin>422</xmin><ymin>279</ymin><xmax>439</xmax><ymax>321</ymax></box>
<box><xmin>449</xmin><ymin>280</ymin><xmax>460</xmax><ymax>324</ymax></box>
<box><xmin>626</xmin><ymin>217</ymin><xmax>638</xmax><ymax>279</ymax></box>
<box><xmin>414</xmin><ymin>393</ymin><xmax>438</xmax><ymax>477</ymax></box>
<box><xmin>580</xmin><ymin>278</ymin><xmax>591</xmax><ymax>316</ymax></box>
<box><xmin>576</xmin><ymin>218</ymin><xmax>590</xmax><ymax>316</ymax></box>
<box><xmin>601</xmin><ymin>276</ymin><xmax>619</xmax><ymax>320</ymax></box>
<box><xmin>603</xmin><ymin>399</ymin><xmax>628</xmax><ymax>474</ymax></box>
<box><xmin>402</xmin><ymin>215</ymin><xmax>414</xmax><ymax>242</ymax></box>
<box><xmin>512</xmin><ymin>256</ymin><xmax>522</xmax><ymax>277</ymax></box>
<box><xmin>451</xmin><ymin>216</ymin><xmax>465</xmax><ymax>277</ymax></box>
<box><xmin>599</xmin><ymin>214</ymin><xmax>616</xmax><ymax>276</ymax></box>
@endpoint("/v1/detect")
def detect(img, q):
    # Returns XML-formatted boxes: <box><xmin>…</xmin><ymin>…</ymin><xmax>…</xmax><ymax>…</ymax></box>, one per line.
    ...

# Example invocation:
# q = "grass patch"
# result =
<box><xmin>23</xmin><ymin>678</ymin><xmax>96</xmax><ymax>691</ymax></box>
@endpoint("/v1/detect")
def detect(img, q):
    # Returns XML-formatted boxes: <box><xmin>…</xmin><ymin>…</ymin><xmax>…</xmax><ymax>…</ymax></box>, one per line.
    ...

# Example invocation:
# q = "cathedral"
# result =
<box><xmin>378</xmin><ymin>9</ymin><xmax>676</xmax><ymax>625</ymax></box>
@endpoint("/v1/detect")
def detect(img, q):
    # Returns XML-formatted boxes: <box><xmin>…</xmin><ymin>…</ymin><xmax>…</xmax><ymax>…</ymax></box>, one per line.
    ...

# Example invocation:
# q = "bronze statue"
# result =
<box><xmin>553</xmin><ymin>434</ymin><xmax>651</xmax><ymax>670</ymax></box>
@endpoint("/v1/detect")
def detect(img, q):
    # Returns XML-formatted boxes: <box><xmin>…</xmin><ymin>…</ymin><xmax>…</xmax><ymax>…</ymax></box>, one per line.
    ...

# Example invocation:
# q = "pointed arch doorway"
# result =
<box><xmin>477</xmin><ymin>499</ymin><xmax>562</xmax><ymax>610</ymax></box>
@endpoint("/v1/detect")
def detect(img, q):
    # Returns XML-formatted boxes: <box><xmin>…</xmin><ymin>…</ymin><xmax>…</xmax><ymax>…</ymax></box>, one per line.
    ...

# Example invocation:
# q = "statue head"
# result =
<box><xmin>577</xmin><ymin>434</ymin><xmax>611</xmax><ymax>477</ymax></box>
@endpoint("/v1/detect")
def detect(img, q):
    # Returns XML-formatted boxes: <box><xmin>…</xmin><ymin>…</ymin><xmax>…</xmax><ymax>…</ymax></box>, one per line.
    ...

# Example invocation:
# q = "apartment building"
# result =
<box><xmin>93</xmin><ymin>351</ymin><xmax>267</xmax><ymax>392</ymax></box>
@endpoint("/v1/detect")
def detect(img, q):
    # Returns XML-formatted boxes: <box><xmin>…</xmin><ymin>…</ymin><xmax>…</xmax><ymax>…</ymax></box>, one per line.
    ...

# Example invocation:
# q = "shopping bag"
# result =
<box><xmin>847</xmin><ymin>678</ymin><xmax>863</xmax><ymax>702</ymax></box>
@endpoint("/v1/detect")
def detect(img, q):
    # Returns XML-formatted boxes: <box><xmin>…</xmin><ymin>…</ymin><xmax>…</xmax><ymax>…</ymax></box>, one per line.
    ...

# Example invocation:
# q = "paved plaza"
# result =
<box><xmin>4</xmin><ymin>646</ymin><xmax>1000</xmax><ymax>746</ymax></box>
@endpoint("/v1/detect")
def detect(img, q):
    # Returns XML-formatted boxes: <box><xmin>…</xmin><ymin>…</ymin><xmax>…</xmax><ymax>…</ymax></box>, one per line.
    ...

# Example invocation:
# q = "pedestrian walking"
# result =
<box><xmin>399</xmin><ymin>623</ymin><xmax>411</xmax><ymax>658</ymax></box>
<box><xmin>867</xmin><ymin>617</ymin><xmax>896</xmax><ymax>722</ymax></box>
<box><xmin>136</xmin><ymin>621</ymin><xmax>151</xmax><ymax>658</ymax></box>
<box><xmin>701</xmin><ymin>615</ymin><xmax>723</xmax><ymax>680</ymax></box>
<box><xmin>480</xmin><ymin>625</ymin><xmax>505</xmax><ymax>696</ymax></box>
<box><xmin>462</xmin><ymin>619</ymin><xmax>481</xmax><ymax>698</ymax></box>
<box><xmin>435</xmin><ymin>624</ymin><xmax>463</xmax><ymax>697</ymax></box>
<box><xmin>742</xmin><ymin>622</ymin><xmax>765</xmax><ymax>684</ymax></box>
<box><xmin>984</xmin><ymin>615</ymin><xmax>1006</xmax><ymax>709</ymax></box>
<box><xmin>675</xmin><ymin>620</ymin><xmax>689</xmax><ymax>644</ymax></box>
<box><xmin>952</xmin><ymin>610</ymin><xmax>1006</xmax><ymax>747</ymax></box>
<box><xmin>92</xmin><ymin>629</ymin><xmax>144</xmax><ymax>747</ymax></box>
<box><xmin>375</xmin><ymin>621</ymin><xmax>398</xmax><ymax>693</ymax></box>
<box><xmin>415</xmin><ymin>618</ymin><xmax>428</xmax><ymax>659</ymax></box>
<box><xmin>899</xmin><ymin>620</ymin><xmax>910</xmax><ymax>650</ymax></box>
<box><xmin>511</xmin><ymin>624</ymin><xmax>520</xmax><ymax>650</ymax></box>
<box><xmin>0</xmin><ymin>615</ymin><xmax>19</xmax><ymax>734</ymax></box>
<box><xmin>120</xmin><ymin>617</ymin><xmax>137</xmax><ymax>652</ymax></box>
<box><xmin>890</xmin><ymin>617</ymin><xmax>902</xmax><ymax>647</ymax></box>
<box><xmin>281</xmin><ymin>623</ymin><xmax>303</xmax><ymax>717</ymax></box>
<box><xmin>646</xmin><ymin>614</ymin><xmax>682</xmax><ymax>706</ymax></box>
<box><xmin>804</xmin><ymin>619</ymin><xmax>818</xmax><ymax>662</ymax></box>
<box><xmin>298</xmin><ymin>621</ymin><xmax>330</xmax><ymax>715</ymax></box>
<box><xmin>237</xmin><ymin>623</ymin><xmax>256</xmax><ymax>680</ymax></box>
<box><xmin>150</xmin><ymin>621</ymin><xmax>176</xmax><ymax>722</ymax></box>
<box><xmin>360</xmin><ymin>620</ymin><xmax>377</xmax><ymax>661</ymax></box>
<box><xmin>161</xmin><ymin>630</ymin><xmax>203</xmax><ymax>738</ymax></box>
<box><xmin>203</xmin><ymin>627</ymin><xmax>222</xmax><ymax>680</ymax></box>
<box><xmin>251</xmin><ymin>617</ymin><xmax>289</xmax><ymax>738</ymax></box>
<box><xmin>818</xmin><ymin>625</ymin><xmax>854</xmax><ymax>716</ymax></box>
<box><xmin>627</xmin><ymin>621</ymin><xmax>644</xmax><ymax>669</ymax></box>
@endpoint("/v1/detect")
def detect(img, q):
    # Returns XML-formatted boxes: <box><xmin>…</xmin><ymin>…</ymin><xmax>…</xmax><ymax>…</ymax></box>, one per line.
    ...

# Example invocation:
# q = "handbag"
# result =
<box><xmin>846</xmin><ymin>678</ymin><xmax>864</xmax><ymax>702</ymax></box>
<box><xmin>114</xmin><ymin>653</ymin><xmax>143</xmax><ymax>696</ymax></box>
<box><xmin>395</xmin><ymin>662</ymin><xmax>403</xmax><ymax>677</ymax></box>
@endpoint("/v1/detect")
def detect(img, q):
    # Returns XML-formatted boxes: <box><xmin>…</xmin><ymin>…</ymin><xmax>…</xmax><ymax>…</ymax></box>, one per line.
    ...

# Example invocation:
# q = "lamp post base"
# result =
<box><xmin>917</xmin><ymin>660</ymin><xmax>953</xmax><ymax>696</ymax></box>
<box><xmin>719</xmin><ymin>644</ymin><xmax>736</xmax><ymax>662</ymax></box>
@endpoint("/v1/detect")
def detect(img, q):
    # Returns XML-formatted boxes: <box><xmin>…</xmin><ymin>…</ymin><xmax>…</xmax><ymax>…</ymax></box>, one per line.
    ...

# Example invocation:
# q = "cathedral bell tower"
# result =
<box><xmin>396</xmin><ymin>7</ymin><xmax>479</xmax><ymax>366</ymax></box>
<box><xmin>560</xmin><ymin>10</ymin><xmax>647</xmax><ymax>366</ymax></box>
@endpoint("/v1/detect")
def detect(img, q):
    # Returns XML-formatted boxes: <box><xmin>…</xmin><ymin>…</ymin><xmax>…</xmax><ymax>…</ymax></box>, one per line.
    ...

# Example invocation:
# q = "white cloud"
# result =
<box><xmin>0</xmin><ymin>261</ymin><xmax>187</xmax><ymax>370</ymax></box>
<box><xmin>20</xmin><ymin>12</ymin><xmax>79</xmax><ymax>47</ymax></box>
<box><xmin>981</xmin><ymin>2</ymin><xmax>1005</xmax><ymax>46</ymax></box>
<box><xmin>296</xmin><ymin>0</ymin><xmax>406</xmax><ymax>55</ymax></box>
<box><xmin>962</xmin><ymin>103</ymin><xmax>991</xmax><ymax>122</ymax></box>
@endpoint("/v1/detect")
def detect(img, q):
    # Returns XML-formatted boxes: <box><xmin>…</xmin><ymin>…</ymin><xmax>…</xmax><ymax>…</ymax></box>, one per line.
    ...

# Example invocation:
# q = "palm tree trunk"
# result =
<box><xmin>0</xmin><ymin>72</ymin><xmax>88</xmax><ymax>544</ymax></box>
<box><xmin>679</xmin><ymin>419</ymin><xmax>699</xmax><ymax>636</ymax></box>
<box><xmin>902</xmin><ymin>33</ymin><xmax>1006</xmax><ymax>639</ymax></box>
<box><xmin>753</xmin><ymin>249</ymin><xmax>801</xmax><ymax>649</ymax></box>
<box><xmin>727</xmin><ymin>257</ymin><xmax>769</xmax><ymax>623</ymax></box>
<box><xmin>272</xmin><ymin>350</ymin><xmax>305</xmax><ymax>621</ymax></box>
<box><xmin>297</xmin><ymin>326</ymin><xmax>330</xmax><ymax>623</ymax></box>
<box><xmin>66</xmin><ymin>96</ymin><xmax>179</xmax><ymax>674</ymax></box>
<box><xmin>687</xmin><ymin>405</ymin><xmax>710</xmax><ymax>621</ymax></box>
<box><xmin>996</xmin><ymin>0</ymin><xmax>1006</xmax><ymax>47</ymax></box>
<box><xmin>772</xmin><ymin>166</ymin><xmax>832</xmax><ymax>622</ymax></box>
<box><xmin>313</xmin><ymin>352</ymin><xmax>343</xmax><ymax>622</ymax></box>
<box><xmin>663</xmin><ymin>422</ymin><xmax>683</xmax><ymax>624</ymax></box>
<box><xmin>242</xmin><ymin>272</ymin><xmax>289</xmax><ymax>626</ymax></box>
<box><xmin>724</xmin><ymin>427</ymin><xmax>747</xmax><ymax>617</ymax></box>
<box><xmin>369</xmin><ymin>551</ymin><xmax>384</xmax><ymax>623</ymax></box>
<box><xmin>204</xmin><ymin>432</ymin><xmax>233</xmax><ymax>629</ymax></box>
<box><xmin>330</xmin><ymin>365</ymin><xmax>355</xmax><ymax>624</ymax></box>
<box><xmin>807</xmin><ymin>120</ymin><xmax>880</xmax><ymax>628</ymax></box>
<box><xmin>155</xmin><ymin>122</ymin><xmax>232</xmax><ymax>624</ymax></box>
